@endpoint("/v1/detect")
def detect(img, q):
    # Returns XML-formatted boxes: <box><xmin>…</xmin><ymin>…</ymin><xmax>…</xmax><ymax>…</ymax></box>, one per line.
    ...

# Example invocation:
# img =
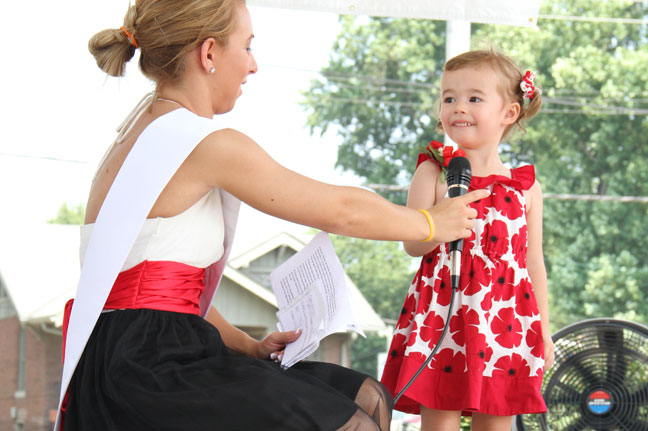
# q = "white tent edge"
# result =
<box><xmin>247</xmin><ymin>0</ymin><xmax>541</xmax><ymax>28</ymax></box>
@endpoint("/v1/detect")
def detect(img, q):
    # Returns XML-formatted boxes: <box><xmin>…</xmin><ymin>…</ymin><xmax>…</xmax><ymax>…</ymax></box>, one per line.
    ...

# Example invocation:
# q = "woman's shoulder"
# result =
<box><xmin>196</xmin><ymin>127</ymin><xmax>257</xmax><ymax>157</ymax></box>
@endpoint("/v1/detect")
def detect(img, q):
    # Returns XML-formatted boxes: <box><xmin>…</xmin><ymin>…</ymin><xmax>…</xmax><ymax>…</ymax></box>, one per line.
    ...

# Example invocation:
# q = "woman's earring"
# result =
<box><xmin>209</xmin><ymin>67</ymin><xmax>215</xmax><ymax>74</ymax></box>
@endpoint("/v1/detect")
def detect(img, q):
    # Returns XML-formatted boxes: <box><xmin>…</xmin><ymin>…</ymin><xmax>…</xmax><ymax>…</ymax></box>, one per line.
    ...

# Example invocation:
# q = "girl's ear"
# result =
<box><xmin>503</xmin><ymin>102</ymin><xmax>521</xmax><ymax>126</ymax></box>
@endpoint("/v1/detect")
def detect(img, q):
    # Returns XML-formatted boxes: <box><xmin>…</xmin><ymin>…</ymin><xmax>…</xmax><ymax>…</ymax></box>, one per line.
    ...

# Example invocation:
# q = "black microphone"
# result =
<box><xmin>446</xmin><ymin>156</ymin><xmax>472</xmax><ymax>291</ymax></box>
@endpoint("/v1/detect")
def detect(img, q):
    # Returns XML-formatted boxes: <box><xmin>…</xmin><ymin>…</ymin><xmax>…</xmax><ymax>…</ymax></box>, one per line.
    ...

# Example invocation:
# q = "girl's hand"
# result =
<box><xmin>543</xmin><ymin>335</ymin><xmax>555</xmax><ymax>370</ymax></box>
<box><xmin>255</xmin><ymin>328</ymin><xmax>302</xmax><ymax>360</ymax></box>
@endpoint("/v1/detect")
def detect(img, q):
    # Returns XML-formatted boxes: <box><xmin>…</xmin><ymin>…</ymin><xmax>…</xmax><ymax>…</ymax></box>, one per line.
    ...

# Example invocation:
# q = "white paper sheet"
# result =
<box><xmin>270</xmin><ymin>232</ymin><xmax>364</xmax><ymax>368</ymax></box>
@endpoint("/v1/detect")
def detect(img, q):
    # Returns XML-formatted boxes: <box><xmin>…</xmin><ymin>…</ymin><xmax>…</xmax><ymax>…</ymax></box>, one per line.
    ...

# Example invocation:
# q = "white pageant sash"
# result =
<box><xmin>54</xmin><ymin>108</ymin><xmax>240</xmax><ymax>430</ymax></box>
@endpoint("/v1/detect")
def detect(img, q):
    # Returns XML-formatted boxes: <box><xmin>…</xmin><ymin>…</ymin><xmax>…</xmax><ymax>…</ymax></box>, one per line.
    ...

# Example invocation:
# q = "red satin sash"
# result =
<box><xmin>60</xmin><ymin>260</ymin><xmax>205</xmax><ymax>429</ymax></box>
<box><xmin>63</xmin><ymin>260</ymin><xmax>205</xmax><ymax>358</ymax></box>
<box><xmin>102</xmin><ymin>260</ymin><xmax>205</xmax><ymax>314</ymax></box>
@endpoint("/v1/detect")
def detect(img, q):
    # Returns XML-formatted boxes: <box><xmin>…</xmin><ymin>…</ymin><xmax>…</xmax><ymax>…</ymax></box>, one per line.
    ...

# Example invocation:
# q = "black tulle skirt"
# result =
<box><xmin>63</xmin><ymin>309</ymin><xmax>370</xmax><ymax>431</ymax></box>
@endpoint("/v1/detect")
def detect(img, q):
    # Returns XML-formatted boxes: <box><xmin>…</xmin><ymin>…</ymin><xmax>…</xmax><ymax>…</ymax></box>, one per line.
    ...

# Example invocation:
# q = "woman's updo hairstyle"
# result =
<box><xmin>88</xmin><ymin>0</ymin><xmax>244</xmax><ymax>83</ymax></box>
<box><xmin>436</xmin><ymin>49</ymin><xmax>542</xmax><ymax>140</ymax></box>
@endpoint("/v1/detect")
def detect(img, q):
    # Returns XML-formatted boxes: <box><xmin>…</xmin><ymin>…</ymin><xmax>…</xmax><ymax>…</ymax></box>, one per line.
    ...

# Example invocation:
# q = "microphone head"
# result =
<box><xmin>447</xmin><ymin>156</ymin><xmax>472</xmax><ymax>187</ymax></box>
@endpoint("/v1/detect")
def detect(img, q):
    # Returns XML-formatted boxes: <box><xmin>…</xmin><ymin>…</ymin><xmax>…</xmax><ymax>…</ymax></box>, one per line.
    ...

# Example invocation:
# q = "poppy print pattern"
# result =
<box><xmin>381</xmin><ymin>159</ymin><xmax>546</xmax><ymax>416</ymax></box>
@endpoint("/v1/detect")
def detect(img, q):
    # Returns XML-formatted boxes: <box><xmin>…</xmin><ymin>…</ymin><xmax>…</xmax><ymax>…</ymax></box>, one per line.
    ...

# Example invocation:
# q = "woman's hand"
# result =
<box><xmin>255</xmin><ymin>328</ymin><xmax>302</xmax><ymax>360</ymax></box>
<box><xmin>544</xmin><ymin>335</ymin><xmax>555</xmax><ymax>370</ymax></box>
<box><xmin>427</xmin><ymin>189</ymin><xmax>489</xmax><ymax>243</ymax></box>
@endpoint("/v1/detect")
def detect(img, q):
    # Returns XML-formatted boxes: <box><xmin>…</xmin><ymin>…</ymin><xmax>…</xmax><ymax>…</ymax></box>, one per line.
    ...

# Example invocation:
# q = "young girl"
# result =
<box><xmin>381</xmin><ymin>50</ymin><xmax>555</xmax><ymax>431</ymax></box>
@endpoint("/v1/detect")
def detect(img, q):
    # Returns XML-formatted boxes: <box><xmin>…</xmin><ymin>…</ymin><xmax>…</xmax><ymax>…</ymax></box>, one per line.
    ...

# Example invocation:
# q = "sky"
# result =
<box><xmin>0</xmin><ymin>1</ymin><xmax>362</xmax><ymax>250</ymax></box>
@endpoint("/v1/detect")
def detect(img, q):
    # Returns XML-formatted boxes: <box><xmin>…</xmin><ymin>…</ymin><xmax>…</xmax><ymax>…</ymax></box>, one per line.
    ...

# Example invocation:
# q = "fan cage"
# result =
<box><xmin>517</xmin><ymin>318</ymin><xmax>648</xmax><ymax>431</ymax></box>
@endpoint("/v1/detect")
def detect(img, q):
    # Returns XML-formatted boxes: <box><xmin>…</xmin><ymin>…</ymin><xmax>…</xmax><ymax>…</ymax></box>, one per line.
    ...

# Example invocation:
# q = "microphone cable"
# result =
<box><xmin>393</xmin><ymin>280</ymin><xmax>459</xmax><ymax>403</ymax></box>
<box><xmin>394</xmin><ymin>156</ymin><xmax>471</xmax><ymax>404</ymax></box>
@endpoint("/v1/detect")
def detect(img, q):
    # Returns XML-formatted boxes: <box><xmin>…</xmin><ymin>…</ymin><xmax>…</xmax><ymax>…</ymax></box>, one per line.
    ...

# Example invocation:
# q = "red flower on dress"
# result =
<box><xmin>460</xmin><ymin>254</ymin><xmax>490</xmax><ymax>296</ymax></box>
<box><xmin>406</xmin><ymin>321</ymin><xmax>419</xmax><ymax>347</ymax></box>
<box><xmin>420</xmin><ymin>311</ymin><xmax>445</xmax><ymax>347</ymax></box>
<box><xmin>397</xmin><ymin>293</ymin><xmax>417</xmax><ymax>329</ymax></box>
<box><xmin>466</xmin><ymin>333</ymin><xmax>493</xmax><ymax>372</ymax></box>
<box><xmin>491</xmin><ymin>307</ymin><xmax>523</xmax><ymax>348</ymax></box>
<box><xmin>459</xmin><ymin>230</ymin><xmax>476</xmax><ymax>255</ymax></box>
<box><xmin>515</xmin><ymin>278</ymin><xmax>539</xmax><ymax>317</ymax></box>
<box><xmin>431</xmin><ymin>348</ymin><xmax>466</xmax><ymax>374</ymax></box>
<box><xmin>420</xmin><ymin>253</ymin><xmax>439</xmax><ymax>279</ymax></box>
<box><xmin>510</xmin><ymin>225</ymin><xmax>528</xmax><ymax>267</ymax></box>
<box><xmin>432</xmin><ymin>265</ymin><xmax>453</xmax><ymax>306</ymax></box>
<box><xmin>416</xmin><ymin>271</ymin><xmax>435</xmax><ymax>312</ymax></box>
<box><xmin>492</xmin><ymin>353</ymin><xmax>531</xmax><ymax>378</ymax></box>
<box><xmin>388</xmin><ymin>333</ymin><xmax>407</xmax><ymax>360</ymax></box>
<box><xmin>442</xmin><ymin>146</ymin><xmax>454</xmax><ymax>166</ymax></box>
<box><xmin>492</xmin><ymin>185</ymin><xmax>524</xmax><ymax>220</ymax></box>
<box><xmin>423</xmin><ymin>141</ymin><xmax>467</xmax><ymax>180</ymax></box>
<box><xmin>481</xmin><ymin>291</ymin><xmax>492</xmax><ymax>312</ymax></box>
<box><xmin>491</xmin><ymin>262</ymin><xmax>516</xmax><ymax>301</ymax></box>
<box><xmin>525</xmin><ymin>320</ymin><xmax>544</xmax><ymax>358</ymax></box>
<box><xmin>429</xmin><ymin>140</ymin><xmax>443</xmax><ymax>150</ymax></box>
<box><xmin>481</xmin><ymin>219</ymin><xmax>510</xmax><ymax>260</ymax></box>
<box><xmin>450</xmin><ymin>305</ymin><xmax>481</xmax><ymax>347</ymax></box>
<box><xmin>471</xmin><ymin>195</ymin><xmax>490</xmax><ymax>219</ymax></box>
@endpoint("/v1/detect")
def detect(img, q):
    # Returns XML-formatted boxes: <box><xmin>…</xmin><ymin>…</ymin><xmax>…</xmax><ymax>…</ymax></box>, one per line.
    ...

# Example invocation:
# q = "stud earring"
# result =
<box><xmin>209</xmin><ymin>67</ymin><xmax>215</xmax><ymax>74</ymax></box>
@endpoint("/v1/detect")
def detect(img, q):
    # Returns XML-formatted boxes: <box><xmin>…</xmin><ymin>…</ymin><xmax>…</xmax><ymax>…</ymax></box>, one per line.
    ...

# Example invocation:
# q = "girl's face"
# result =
<box><xmin>439</xmin><ymin>65</ymin><xmax>519</xmax><ymax>150</ymax></box>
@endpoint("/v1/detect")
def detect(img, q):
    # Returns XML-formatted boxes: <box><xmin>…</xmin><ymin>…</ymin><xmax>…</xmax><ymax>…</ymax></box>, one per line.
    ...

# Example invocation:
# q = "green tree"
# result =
<box><xmin>306</xmin><ymin>0</ymin><xmax>648</xmax><ymax>330</ymax></box>
<box><xmin>304</xmin><ymin>16</ymin><xmax>447</xmax><ymax>204</ymax></box>
<box><xmin>48</xmin><ymin>202</ymin><xmax>86</xmax><ymax>225</ymax></box>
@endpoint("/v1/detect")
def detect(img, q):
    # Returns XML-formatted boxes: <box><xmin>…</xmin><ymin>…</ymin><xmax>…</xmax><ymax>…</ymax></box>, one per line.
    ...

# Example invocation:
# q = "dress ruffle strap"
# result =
<box><xmin>470</xmin><ymin>165</ymin><xmax>535</xmax><ymax>191</ymax></box>
<box><xmin>416</xmin><ymin>152</ymin><xmax>536</xmax><ymax>191</ymax></box>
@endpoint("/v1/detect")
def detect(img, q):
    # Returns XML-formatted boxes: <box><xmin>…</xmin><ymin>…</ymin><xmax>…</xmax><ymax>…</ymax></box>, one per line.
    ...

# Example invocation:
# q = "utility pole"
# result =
<box><xmin>444</xmin><ymin>20</ymin><xmax>471</xmax><ymax>147</ymax></box>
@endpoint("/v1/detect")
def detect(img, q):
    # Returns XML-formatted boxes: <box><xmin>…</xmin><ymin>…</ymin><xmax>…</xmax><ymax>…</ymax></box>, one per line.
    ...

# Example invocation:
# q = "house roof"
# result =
<box><xmin>0</xmin><ymin>222</ymin><xmax>385</xmax><ymax>332</ymax></box>
<box><xmin>228</xmin><ymin>231</ymin><xmax>386</xmax><ymax>332</ymax></box>
<box><xmin>247</xmin><ymin>0</ymin><xmax>541</xmax><ymax>27</ymax></box>
<box><xmin>0</xmin><ymin>223</ymin><xmax>79</xmax><ymax>326</ymax></box>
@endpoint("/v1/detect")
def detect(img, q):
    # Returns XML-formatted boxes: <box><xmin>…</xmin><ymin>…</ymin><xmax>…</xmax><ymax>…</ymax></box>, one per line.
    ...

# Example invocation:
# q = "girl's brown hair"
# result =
<box><xmin>437</xmin><ymin>49</ymin><xmax>542</xmax><ymax>140</ymax></box>
<box><xmin>88</xmin><ymin>0</ymin><xmax>245</xmax><ymax>84</ymax></box>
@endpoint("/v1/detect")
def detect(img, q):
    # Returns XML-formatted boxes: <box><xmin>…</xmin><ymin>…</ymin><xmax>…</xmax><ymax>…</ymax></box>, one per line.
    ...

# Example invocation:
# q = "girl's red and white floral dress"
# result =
<box><xmin>381</xmin><ymin>154</ymin><xmax>547</xmax><ymax>416</ymax></box>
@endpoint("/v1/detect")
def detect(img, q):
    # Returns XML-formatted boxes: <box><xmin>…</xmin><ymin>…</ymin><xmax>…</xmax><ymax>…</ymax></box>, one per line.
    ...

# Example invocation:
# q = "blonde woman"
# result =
<box><xmin>56</xmin><ymin>1</ymin><xmax>488</xmax><ymax>430</ymax></box>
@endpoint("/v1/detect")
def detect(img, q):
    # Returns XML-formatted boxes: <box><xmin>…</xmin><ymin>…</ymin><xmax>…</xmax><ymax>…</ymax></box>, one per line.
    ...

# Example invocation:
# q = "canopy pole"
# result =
<box><xmin>444</xmin><ymin>20</ymin><xmax>471</xmax><ymax>148</ymax></box>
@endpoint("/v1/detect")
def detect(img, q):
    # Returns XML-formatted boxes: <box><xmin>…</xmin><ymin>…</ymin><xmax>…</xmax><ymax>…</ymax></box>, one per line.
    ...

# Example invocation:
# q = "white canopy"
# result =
<box><xmin>247</xmin><ymin>0</ymin><xmax>541</xmax><ymax>27</ymax></box>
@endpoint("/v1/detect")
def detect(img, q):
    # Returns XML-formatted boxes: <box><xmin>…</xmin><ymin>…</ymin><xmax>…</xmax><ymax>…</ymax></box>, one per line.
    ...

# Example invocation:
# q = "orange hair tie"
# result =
<box><xmin>120</xmin><ymin>26</ymin><xmax>138</xmax><ymax>48</ymax></box>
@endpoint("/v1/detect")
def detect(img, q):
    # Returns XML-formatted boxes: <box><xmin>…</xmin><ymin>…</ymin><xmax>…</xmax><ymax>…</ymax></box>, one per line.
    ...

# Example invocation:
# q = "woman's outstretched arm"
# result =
<box><xmin>186</xmin><ymin>128</ymin><xmax>486</xmax><ymax>244</ymax></box>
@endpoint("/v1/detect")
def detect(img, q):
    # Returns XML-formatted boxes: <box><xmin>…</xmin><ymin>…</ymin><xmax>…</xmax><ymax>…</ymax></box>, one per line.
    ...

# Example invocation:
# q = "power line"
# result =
<box><xmin>0</xmin><ymin>152</ymin><xmax>90</xmax><ymax>164</ymax></box>
<box><xmin>269</xmin><ymin>65</ymin><xmax>648</xmax><ymax>112</ymax></box>
<box><xmin>312</xmin><ymin>96</ymin><xmax>648</xmax><ymax>116</ymax></box>
<box><xmin>543</xmin><ymin>193</ymin><xmax>648</xmax><ymax>203</ymax></box>
<box><xmin>544</xmin><ymin>97</ymin><xmax>648</xmax><ymax>115</ymax></box>
<box><xmin>538</xmin><ymin>14</ymin><xmax>648</xmax><ymax>25</ymax></box>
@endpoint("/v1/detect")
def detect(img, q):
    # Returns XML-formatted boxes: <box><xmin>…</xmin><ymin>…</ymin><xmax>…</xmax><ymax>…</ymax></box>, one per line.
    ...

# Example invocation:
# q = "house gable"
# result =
<box><xmin>0</xmin><ymin>275</ymin><xmax>17</xmax><ymax>320</ymax></box>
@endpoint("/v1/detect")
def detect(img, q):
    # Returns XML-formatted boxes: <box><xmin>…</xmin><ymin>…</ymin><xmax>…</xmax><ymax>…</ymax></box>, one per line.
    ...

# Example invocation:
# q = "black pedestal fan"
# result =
<box><xmin>516</xmin><ymin>318</ymin><xmax>648</xmax><ymax>431</ymax></box>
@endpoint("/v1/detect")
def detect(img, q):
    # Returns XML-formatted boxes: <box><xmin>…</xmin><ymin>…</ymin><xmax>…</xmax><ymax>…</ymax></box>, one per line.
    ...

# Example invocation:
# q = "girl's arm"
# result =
<box><xmin>526</xmin><ymin>180</ymin><xmax>554</xmax><ymax>369</ymax></box>
<box><xmin>403</xmin><ymin>160</ymin><xmax>445</xmax><ymax>256</ymax></box>
<box><xmin>187</xmin><ymin>129</ymin><xmax>483</xmax><ymax>244</ymax></box>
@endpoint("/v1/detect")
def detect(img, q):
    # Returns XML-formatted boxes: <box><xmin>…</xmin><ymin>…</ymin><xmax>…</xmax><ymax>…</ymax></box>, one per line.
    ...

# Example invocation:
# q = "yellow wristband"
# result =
<box><xmin>419</xmin><ymin>209</ymin><xmax>435</xmax><ymax>242</ymax></box>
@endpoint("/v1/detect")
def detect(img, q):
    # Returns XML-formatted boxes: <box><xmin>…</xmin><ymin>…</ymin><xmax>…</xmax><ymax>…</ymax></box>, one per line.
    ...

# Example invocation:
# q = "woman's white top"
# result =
<box><xmin>56</xmin><ymin>104</ymin><xmax>241</xmax><ymax>431</ymax></box>
<box><xmin>80</xmin><ymin>188</ymin><xmax>225</xmax><ymax>271</ymax></box>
